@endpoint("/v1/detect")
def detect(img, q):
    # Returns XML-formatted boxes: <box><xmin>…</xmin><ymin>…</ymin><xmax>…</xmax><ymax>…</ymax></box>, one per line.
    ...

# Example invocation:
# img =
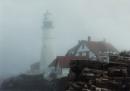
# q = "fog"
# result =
<box><xmin>0</xmin><ymin>0</ymin><xmax>130</xmax><ymax>77</ymax></box>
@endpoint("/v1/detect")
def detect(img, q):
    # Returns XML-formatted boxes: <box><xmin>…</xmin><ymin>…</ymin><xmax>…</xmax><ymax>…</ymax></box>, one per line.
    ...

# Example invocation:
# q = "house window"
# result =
<box><xmin>86</xmin><ymin>51</ymin><xmax>89</xmax><ymax>57</ymax></box>
<box><xmin>82</xmin><ymin>52</ymin><xmax>86</xmax><ymax>56</ymax></box>
<box><xmin>78</xmin><ymin>51</ymin><xmax>90</xmax><ymax>57</ymax></box>
<box><xmin>79</xmin><ymin>52</ymin><xmax>82</xmax><ymax>56</ymax></box>
<box><xmin>82</xmin><ymin>44</ymin><xmax>85</xmax><ymax>49</ymax></box>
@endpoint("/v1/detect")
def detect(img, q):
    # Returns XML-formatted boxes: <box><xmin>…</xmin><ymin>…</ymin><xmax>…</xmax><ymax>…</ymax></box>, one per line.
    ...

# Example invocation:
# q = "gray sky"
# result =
<box><xmin>0</xmin><ymin>0</ymin><xmax>130</xmax><ymax>77</ymax></box>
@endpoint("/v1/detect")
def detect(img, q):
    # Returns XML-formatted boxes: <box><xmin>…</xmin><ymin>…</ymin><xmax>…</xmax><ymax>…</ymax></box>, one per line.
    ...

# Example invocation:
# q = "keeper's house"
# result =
<box><xmin>49</xmin><ymin>37</ymin><xmax>118</xmax><ymax>76</ymax></box>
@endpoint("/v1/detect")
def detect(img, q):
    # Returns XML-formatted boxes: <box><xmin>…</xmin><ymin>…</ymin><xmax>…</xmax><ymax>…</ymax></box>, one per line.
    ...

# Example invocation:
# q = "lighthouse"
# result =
<box><xmin>40</xmin><ymin>11</ymin><xmax>54</xmax><ymax>74</ymax></box>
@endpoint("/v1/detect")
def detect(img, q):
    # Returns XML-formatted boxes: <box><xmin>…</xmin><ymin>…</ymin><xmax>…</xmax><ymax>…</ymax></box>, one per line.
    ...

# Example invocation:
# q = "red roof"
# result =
<box><xmin>66</xmin><ymin>40</ymin><xmax>118</xmax><ymax>57</ymax></box>
<box><xmin>49</xmin><ymin>56</ymin><xmax>88</xmax><ymax>68</ymax></box>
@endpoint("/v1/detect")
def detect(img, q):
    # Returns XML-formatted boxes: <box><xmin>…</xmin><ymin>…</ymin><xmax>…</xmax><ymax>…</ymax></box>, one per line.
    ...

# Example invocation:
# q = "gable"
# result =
<box><xmin>75</xmin><ymin>43</ymin><xmax>96</xmax><ymax>58</ymax></box>
<box><xmin>77</xmin><ymin>43</ymin><xmax>90</xmax><ymax>52</ymax></box>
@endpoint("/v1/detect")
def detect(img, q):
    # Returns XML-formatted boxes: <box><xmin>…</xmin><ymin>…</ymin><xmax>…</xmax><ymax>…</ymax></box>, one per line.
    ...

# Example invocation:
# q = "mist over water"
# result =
<box><xmin>0</xmin><ymin>0</ymin><xmax>130</xmax><ymax>77</ymax></box>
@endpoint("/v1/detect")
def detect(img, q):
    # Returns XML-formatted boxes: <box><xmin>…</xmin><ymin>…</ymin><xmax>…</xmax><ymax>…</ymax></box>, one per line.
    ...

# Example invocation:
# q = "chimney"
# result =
<box><xmin>88</xmin><ymin>36</ymin><xmax>91</xmax><ymax>42</ymax></box>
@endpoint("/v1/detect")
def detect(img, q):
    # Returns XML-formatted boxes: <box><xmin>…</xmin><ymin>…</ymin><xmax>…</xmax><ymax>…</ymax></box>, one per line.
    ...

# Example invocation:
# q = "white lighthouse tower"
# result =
<box><xmin>40</xmin><ymin>11</ymin><xmax>54</xmax><ymax>74</ymax></box>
